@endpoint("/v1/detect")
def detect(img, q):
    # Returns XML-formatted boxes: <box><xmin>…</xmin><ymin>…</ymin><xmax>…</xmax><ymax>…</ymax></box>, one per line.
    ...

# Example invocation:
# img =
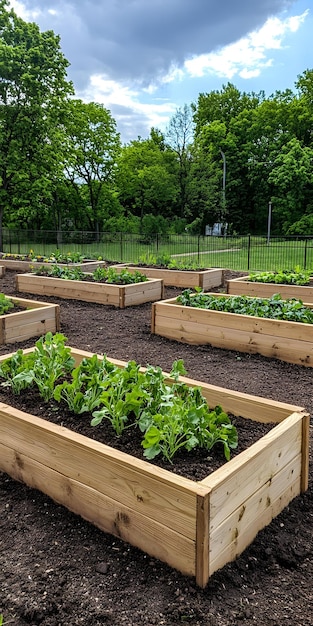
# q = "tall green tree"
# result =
<box><xmin>268</xmin><ymin>138</ymin><xmax>313</xmax><ymax>232</ymax></box>
<box><xmin>63</xmin><ymin>99</ymin><xmax>122</xmax><ymax>238</ymax></box>
<box><xmin>193</xmin><ymin>84</ymin><xmax>264</xmax><ymax>233</ymax></box>
<box><xmin>0</xmin><ymin>0</ymin><xmax>74</xmax><ymax>247</ymax></box>
<box><xmin>165</xmin><ymin>104</ymin><xmax>194</xmax><ymax>219</ymax></box>
<box><xmin>117</xmin><ymin>134</ymin><xmax>178</xmax><ymax>224</ymax></box>
<box><xmin>193</xmin><ymin>77</ymin><xmax>313</xmax><ymax>235</ymax></box>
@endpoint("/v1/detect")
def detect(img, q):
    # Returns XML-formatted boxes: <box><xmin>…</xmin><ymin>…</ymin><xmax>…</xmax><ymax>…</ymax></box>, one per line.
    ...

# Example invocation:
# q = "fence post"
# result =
<box><xmin>198</xmin><ymin>235</ymin><xmax>200</xmax><ymax>264</ymax></box>
<box><xmin>304</xmin><ymin>238</ymin><xmax>308</xmax><ymax>270</ymax></box>
<box><xmin>247</xmin><ymin>235</ymin><xmax>251</xmax><ymax>270</ymax></box>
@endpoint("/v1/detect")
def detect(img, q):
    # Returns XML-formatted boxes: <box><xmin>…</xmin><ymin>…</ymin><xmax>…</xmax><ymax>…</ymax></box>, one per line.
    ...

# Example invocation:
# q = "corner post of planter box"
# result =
<box><xmin>161</xmin><ymin>279</ymin><xmax>165</xmax><ymax>300</ymax></box>
<box><xmin>119</xmin><ymin>286</ymin><xmax>126</xmax><ymax>309</ymax></box>
<box><xmin>55</xmin><ymin>304</ymin><xmax>61</xmax><ymax>332</ymax></box>
<box><xmin>301</xmin><ymin>411</ymin><xmax>310</xmax><ymax>492</ymax></box>
<box><xmin>0</xmin><ymin>317</ymin><xmax>4</xmax><ymax>343</ymax></box>
<box><xmin>196</xmin><ymin>489</ymin><xmax>210</xmax><ymax>587</ymax></box>
<box><xmin>151</xmin><ymin>302</ymin><xmax>156</xmax><ymax>333</ymax></box>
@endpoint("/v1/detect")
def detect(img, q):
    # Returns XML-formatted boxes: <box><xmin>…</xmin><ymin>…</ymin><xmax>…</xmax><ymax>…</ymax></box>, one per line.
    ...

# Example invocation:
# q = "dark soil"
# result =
<box><xmin>0</xmin><ymin>269</ymin><xmax>313</xmax><ymax>626</ymax></box>
<box><xmin>0</xmin><ymin>383</ymin><xmax>274</xmax><ymax>482</ymax></box>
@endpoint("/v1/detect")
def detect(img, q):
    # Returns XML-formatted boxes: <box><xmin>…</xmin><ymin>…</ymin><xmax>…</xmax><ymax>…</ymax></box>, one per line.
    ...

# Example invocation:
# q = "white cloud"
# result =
<box><xmin>9</xmin><ymin>0</ymin><xmax>40</xmax><ymax>20</ymax></box>
<box><xmin>184</xmin><ymin>11</ymin><xmax>308</xmax><ymax>81</ymax></box>
<box><xmin>79</xmin><ymin>74</ymin><xmax>177</xmax><ymax>139</ymax></box>
<box><xmin>6</xmin><ymin>1</ymin><xmax>310</xmax><ymax>141</ymax></box>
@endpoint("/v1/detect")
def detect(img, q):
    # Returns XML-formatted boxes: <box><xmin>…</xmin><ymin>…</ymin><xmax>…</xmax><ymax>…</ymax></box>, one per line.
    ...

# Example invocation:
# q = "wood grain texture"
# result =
<box><xmin>112</xmin><ymin>265</ymin><xmax>223</xmax><ymax>290</ymax></box>
<box><xmin>15</xmin><ymin>274</ymin><xmax>163</xmax><ymax>308</ymax></box>
<box><xmin>0</xmin><ymin>297</ymin><xmax>59</xmax><ymax>344</ymax></box>
<box><xmin>152</xmin><ymin>296</ymin><xmax>313</xmax><ymax>366</ymax></box>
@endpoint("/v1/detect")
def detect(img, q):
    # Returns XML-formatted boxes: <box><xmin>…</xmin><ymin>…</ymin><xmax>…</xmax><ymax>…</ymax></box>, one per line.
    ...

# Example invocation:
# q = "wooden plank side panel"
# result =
<box><xmin>0</xmin><ymin>302</ymin><xmax>60</xmax><ymax>343</ymax></box>
<box><xmin>201</xmin><ymin>269</ymin><xmax>224</xmax><ymax>291</ymax></box>
<box><xmin>1</xmin><ymin>259</ymin><xmax>33</xmax><ymax>271</ymax></box>
<box><xmin>152</xmin><ymin>311</ymin><xmax>313</xmax><ymax>367</ymax></box>
<box><xmin>112</xmin><ymin>266</ymin><xmax>222</xmax><ymax>289</ymax></box>
<box><xmin>124</xmin><ymin>279</ymin><xmax>163</xmax><ymax>306</ymax></box>
<box><xmin>16</xmin><ymin>274</ymin><xmax>123</xmax><ymax>306</ymax></box>
<box><xmin>0</xmin><ymin>405</ymin><xmax>200</xmax><ymax>539</ymax></box>
<box><xmin>227</xmin><ymin>278</ymin><xmax>313</xmax><ymax>303</ymax></box>
<box><xmin>301</xmin><ymin>413</ymin><xmax>310</xmax><ymax>492</ymax></box>
<box><xmin>196</xmin><ymin>492</ymin><xmax>210</xmax><ymax>587</ymax></box>
<box><xmin>152</xmin><ymin>300</ymin><xmax>313</xmax><ymax>342</ymax></box>
<box><xmin>209</xmin><ymin>455</ymin><xmax>301</xmax><ymax>570</ymax></box>
<box><xmin>209</xmin><ymin>475</ymin><xmax>301</xmax><ymax>576</ymax></box>
<box><xmin>203</xmin><ymin>415</ymin><xmax>303</xmax><ymax>527</ymax></box>
<box><xmin>0</xmin><ymin>318</ymin><xmax>4</xmax><ymax>343</ymax></box>
<box><xmin>4</xmin><ymin>319</ymin><xmax>58</xmax><ymax>343</ymax></box>
<box><xmin>16</xmin><ymin>274</ymin><xmax>161</xmax><ymax>307</ymax></box>
<box><xmin>0</xmin><ymin>444</ymin><xmax>196</xmax><ymax>577</ymax></box>
<box><xmin>3</xmin><ymin>305</ymin><xmax>57</xmax><ymax>331</ymax></box>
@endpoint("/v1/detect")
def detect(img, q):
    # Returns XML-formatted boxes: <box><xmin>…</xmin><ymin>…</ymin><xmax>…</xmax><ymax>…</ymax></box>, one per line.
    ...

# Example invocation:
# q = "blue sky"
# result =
<box><xmin>9</xmin><ymin>0</ymin><xmax>313</xmax><ymax>143</ymax></box>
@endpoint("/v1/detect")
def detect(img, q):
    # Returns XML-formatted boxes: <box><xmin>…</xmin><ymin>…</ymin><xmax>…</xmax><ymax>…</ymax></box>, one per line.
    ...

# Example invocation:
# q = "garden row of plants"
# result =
<box><xmin>31</xmin><ymin>265</ymin><xmax>149</xmax><ymax>284</ymax></box>
<box><xmin>0</xmin><ymin>294</ymin><xmax>15</xmax><ymax>315</ymax></box>
<box><xmin>1</xmin><ymin>249</ymin><xmax>87</xmax><ymax>264</ymax></box>
<box><xmin>177</xmin><ymin>290</ymin><xmax>313</xmax><ymax>323</ymax></box>
<box><xmin>247</xmin><ymin>267</ymin><xmax>311</xmax><ymax>285</ymax></box>
<box><xmin>0</xmin><ymin>332</ymin><xmax>238</xmax><ymax>463</ymax></box>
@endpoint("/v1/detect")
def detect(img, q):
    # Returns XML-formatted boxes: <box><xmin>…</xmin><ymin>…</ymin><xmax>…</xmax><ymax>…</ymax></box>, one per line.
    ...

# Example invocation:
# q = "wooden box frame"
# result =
<box><xmin>151</xmin><ymin>293</ymin><xmax>313</xmax><ymax>367</ymax></box>
<box><xmin>112</xmin><ymin>265</ymin><xmax>223</xmax><ymax>290</ymax></box>
<box><xmin>0</xmin><ymin>347</ymin><xmax>309</xmax><ymax>586</ymax></box>
<box><xmin>15</xmin><ymin>273</ymin><xmax>164</xmax><ymax>308</ymax></box>
<box><xmin>227</xmin><ymin>275</ymin><xmax>313</xmax><ymax>303</ymax></box>
<box><xmin>0</xmin><ymin>296</ymin><xmax>60</xmax><ymax>344</ymax></box>
<box><xmin>0</xmin><ymin>258</ymin><xmax>106</xmax><ymax>272</ymax></box>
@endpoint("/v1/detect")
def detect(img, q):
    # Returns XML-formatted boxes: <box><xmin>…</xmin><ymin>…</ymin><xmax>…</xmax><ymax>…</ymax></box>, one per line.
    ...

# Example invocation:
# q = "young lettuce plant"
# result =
<box><xmin>0</xmin><ymin>348</ymin><xmax>35</xmax><ymax>394</ymax></box>
<box><xmin>140</xmin><ymin>393</ymin><xmax>238</xmax><ymax>463</ymax></box>
<box><xmin>31</xmin><ymin>332</ymin><xmax>75</xmax><ymax>401</ymax></box>
<box><xmin>139</xmin><ymin>362</ymin><xmax>238</xmax><ymax>462</ymax></box>
<box><xmin>0</xmin><ymin>293</ymin><xmax>15</xmax><ymax>315</ymax></box>
<box><xmin>54</xmin><ymin>354</ymin><xmax>118</xmax><ymax>414</ymax></box>
<box><xmin>91</xmin><ymin>360</ymin><xmax>150</xmax><ymax>435</ymax></box>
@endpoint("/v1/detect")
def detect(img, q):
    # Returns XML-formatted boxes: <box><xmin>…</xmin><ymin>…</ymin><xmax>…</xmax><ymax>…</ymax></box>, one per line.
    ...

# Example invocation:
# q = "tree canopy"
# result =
<box><xmin>0</xmin><ymin>0</ymin><xmax>313</xmax><ymax>240</ymax></box>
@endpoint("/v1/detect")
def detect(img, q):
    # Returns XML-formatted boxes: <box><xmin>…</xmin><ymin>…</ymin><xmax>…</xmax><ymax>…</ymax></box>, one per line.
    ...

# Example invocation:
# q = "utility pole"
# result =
<box><xmin>220</xmin><ymin>149</ymin><xmax>226</xmax><ymax>208</ymax></box>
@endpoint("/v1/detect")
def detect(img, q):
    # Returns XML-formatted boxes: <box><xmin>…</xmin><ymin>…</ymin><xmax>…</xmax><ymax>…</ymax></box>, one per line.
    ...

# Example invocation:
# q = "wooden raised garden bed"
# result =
<box><xmin>0</xmin><ymin>258</ymin><xmax>106</xmax><ymax>272</ymax></box>
<box><xmin>15</xmin><ymin>273</ymin><xmax>164</xmax><ymax>308</ymax></box>
<box><xmin>227</xmin><ymin>275</ymin><xmax>313</xmax><ymax>303</ymax></box>
<box><xmin>112</xmin><ymin>265</ymin><xmax>224</xmax><ymax>290</ymax></box>
<box><xmin>0</xmin><ymin>296</ymin><xmax>59</xmax><ymax>344</ymax></box>
<box><xmin>0</xmin><ymin>346</ymin><xmax>309</xmax><ymax>587</ymax></box>
<box><xmin>151</xmin><ymin>293</ymin><xmax>313</xmax><ymax>367</ymax></box>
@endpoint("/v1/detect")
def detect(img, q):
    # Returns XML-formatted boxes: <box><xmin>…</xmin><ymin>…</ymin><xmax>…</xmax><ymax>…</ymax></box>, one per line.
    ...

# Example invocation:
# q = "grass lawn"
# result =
<box><xmin>3</xmin><ymin>235</ymin><xmax>313</xmax><ymax>272</ymax></box>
